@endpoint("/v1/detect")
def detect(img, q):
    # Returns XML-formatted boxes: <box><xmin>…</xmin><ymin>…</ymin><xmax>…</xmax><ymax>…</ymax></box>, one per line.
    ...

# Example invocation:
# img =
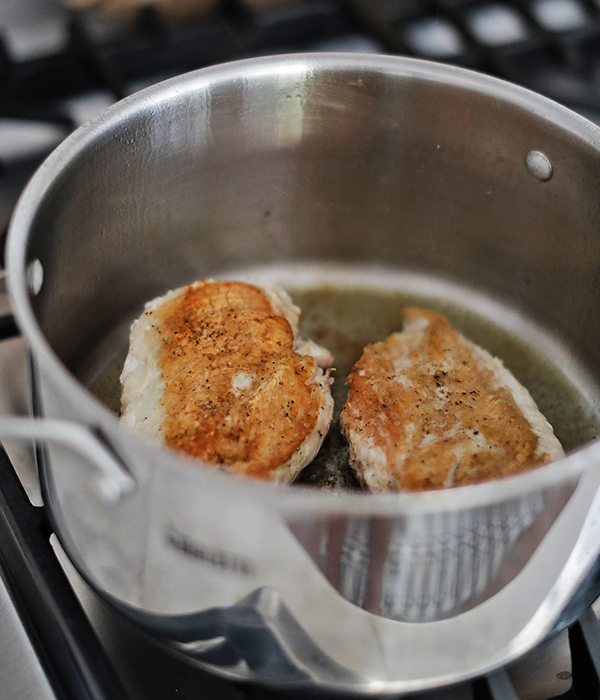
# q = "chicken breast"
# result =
<box><xmin>340</xmin><ymin>308</ymin><xmax>564</xmax><ymax>492</ymax></box>
<box><xmin>120</xmin><ymin>280</ymin><xmax>334</xmax><ymax>481</ymax></box>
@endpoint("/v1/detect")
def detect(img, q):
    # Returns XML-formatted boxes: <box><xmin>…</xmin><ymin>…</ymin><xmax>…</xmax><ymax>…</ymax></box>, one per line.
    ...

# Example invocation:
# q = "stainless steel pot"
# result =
<box><xmin>5</xmin><ymin>53</ymin><xmax>600</xmax><ymax>693</ymax></box>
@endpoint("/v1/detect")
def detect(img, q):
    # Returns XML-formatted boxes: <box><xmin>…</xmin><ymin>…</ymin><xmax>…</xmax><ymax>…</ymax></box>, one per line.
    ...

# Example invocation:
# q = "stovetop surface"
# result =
<box><xmin>2</xmin><ymin>0</ymin><xmax>600</xmax><ymax>698</ymax></box>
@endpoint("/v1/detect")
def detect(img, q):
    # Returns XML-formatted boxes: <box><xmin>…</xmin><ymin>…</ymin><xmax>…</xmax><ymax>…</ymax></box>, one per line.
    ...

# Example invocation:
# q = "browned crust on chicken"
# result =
<box><xmin>340</xmin><ymin>308</ymin><xmax>564</xmax><ymax>491</ymax></box>
<box><xmin>142</xmin><ymin>280</ymin><xmax>328</xmax><ymax>479</ymax></box>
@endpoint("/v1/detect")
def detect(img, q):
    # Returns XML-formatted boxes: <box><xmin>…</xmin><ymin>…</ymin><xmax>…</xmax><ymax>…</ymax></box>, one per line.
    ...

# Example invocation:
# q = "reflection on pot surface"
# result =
<box><xmin>7</xmin><ymin>54</ymin><xmax>600</xmax><ymax>692</ymax></box>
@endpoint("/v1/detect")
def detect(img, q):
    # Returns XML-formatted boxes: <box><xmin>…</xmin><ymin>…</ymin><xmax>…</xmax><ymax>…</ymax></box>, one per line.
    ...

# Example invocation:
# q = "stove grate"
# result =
<box><xmin>0</xmin><ymin>434</ymin><xmax>127</xmax><ymax>700</ymax></box>
<box><xmin>2</xmin><ymin>0</ymin><xmax>600</xmax><ymax>167</ymax></box>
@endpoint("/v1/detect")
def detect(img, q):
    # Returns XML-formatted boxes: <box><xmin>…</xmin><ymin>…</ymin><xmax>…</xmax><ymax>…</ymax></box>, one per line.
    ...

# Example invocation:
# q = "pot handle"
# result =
<box><xmin>0</xmin><ymin>417</ymin><xmax>136</xmax><ymax>501</ymax></box>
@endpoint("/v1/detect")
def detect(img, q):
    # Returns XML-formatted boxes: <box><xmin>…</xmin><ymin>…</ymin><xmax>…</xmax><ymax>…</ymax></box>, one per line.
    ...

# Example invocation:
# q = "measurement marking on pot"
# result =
<box><xmin>165</xmin><ymin>526</ymin><xmax>256</xmax><ymax>576</ymax></box>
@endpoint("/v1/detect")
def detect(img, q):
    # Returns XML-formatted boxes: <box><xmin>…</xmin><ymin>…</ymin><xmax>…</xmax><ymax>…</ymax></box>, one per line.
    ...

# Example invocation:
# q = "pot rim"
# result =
<box><xmin>7</xmin><ymin>52</ymin><xmax>600</xmax><ymax>514</ymax></box>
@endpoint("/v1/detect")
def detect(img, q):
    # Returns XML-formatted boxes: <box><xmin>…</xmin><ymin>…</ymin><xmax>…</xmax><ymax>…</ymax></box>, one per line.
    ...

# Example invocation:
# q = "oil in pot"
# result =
<box><xmin>87</xmin><ymin>270</ymin><xmax>600</xmax><ymax>489</ymax></box>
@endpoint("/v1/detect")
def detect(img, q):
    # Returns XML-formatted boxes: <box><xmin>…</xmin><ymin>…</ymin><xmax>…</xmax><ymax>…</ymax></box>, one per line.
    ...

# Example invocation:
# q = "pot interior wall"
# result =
<box><xmin>24</xmin><ymin>62</ymin><xmax>600</xmax><ymax>441</ymax></box>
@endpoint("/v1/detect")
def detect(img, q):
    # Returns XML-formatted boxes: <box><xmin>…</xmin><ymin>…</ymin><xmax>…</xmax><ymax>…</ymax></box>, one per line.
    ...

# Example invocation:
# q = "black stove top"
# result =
<box><xmin>2</xmin><ymin>1</ymin><xmax>600</xmax><ymax>698</ymax></box>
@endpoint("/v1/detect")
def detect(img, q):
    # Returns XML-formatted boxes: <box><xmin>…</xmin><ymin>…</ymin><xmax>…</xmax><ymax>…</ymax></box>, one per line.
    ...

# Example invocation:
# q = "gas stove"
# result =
<box><xmin>2</xmin><ymin>1</ymin><xmax>600</xmax><ymax>698</ymax></box>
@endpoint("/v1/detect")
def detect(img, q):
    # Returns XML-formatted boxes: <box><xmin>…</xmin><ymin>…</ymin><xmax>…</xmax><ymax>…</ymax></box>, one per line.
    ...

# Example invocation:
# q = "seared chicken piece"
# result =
<box><xmin>340</xmin><ymin>308</ymin><xmax>564</xmax><ymax>491</ymax></box>
<box><xmin>120</xmin><ymin>280</ymin><xmax>334</xmax><ymax>481</ymax></box>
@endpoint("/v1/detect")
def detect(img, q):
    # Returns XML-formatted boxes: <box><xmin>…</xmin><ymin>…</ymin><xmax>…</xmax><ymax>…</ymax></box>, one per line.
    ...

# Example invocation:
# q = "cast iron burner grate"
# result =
<box><xmin>0</xmin><ymin>316</ymin><xmax>597</xmax><ymax>700</ymax></box>
<box><xmin>3</xmin><ymin>0</ymin><xmax>600</xmax><ymax>172</ymax></box>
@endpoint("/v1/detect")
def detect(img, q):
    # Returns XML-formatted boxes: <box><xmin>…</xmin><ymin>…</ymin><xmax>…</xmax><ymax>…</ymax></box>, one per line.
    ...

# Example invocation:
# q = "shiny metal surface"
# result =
<box><xmin>6</xmin><ymin>54</ymin><xmax>600</xmax><ymax>692</ymax></box>
<box><xmin>0</xmin><ymin>281</ymin><xmax>41</xmax><ymax>504</ymax></box>
<box><xmin>524</xmin><ymin>150</ymin><xmax>554</xmax><ymax>181</ymax></box>
<box><xmin>0</xmin><ymin>569</ymin><xmax>55</xmax><ymax>700</ymax></box>
<box><xmin>0</xmin><ymin>304</ymin><xmax>54</xmax><ymax>699</ymax></box>
<box><xmin>0</xmin><ymin>418</ymin><xmax>136</xmax><ymax>501</ymax></box>
<box><xmin>0</xmin><ymin>280</ymin><xmax>575</xmax><ymax>700</ymax></box>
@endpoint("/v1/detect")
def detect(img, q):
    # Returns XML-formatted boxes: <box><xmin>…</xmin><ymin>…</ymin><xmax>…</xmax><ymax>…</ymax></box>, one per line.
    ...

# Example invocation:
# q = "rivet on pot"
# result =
<box><xmin>525</xmin><ymin>150</ymin><xmax>553</xmax><ymax>182</ymax></box>
<box><xmin>27</xmin><ymin>259</ymin><xmax>43</xmax><ymax>296</ymax></box>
